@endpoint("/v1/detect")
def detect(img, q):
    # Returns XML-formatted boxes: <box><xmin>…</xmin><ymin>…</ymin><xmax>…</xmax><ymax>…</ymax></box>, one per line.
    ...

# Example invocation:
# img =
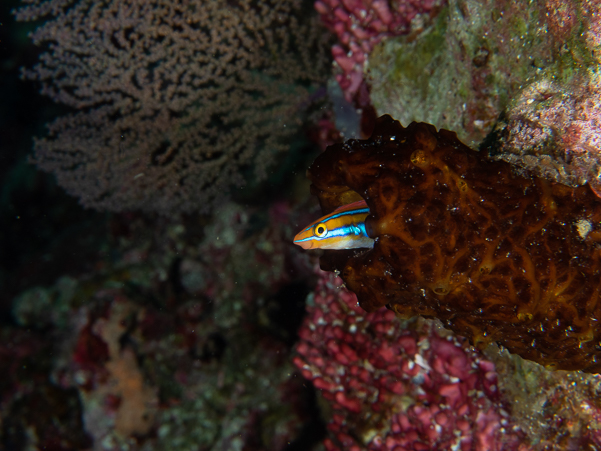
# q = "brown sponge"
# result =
<box><xmin>308</xmin><ymin>115</ymin><xmax>601</xmax><ymax>373</ymax></box>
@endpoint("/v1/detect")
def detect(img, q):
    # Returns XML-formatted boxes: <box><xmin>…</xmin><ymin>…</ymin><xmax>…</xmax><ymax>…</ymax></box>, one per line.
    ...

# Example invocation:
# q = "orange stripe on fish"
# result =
<box><xmin>293</xmin><ymin>200</ymin><xmax>374</xmax><ymax>250</ymax></box>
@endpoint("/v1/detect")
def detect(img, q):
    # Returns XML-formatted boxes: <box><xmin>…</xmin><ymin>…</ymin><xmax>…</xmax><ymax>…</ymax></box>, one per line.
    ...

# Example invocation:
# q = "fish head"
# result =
<box><xmin>293</xmin><ymin>221</ymin><xmax>328</xmax><ymax>250</ymax></box>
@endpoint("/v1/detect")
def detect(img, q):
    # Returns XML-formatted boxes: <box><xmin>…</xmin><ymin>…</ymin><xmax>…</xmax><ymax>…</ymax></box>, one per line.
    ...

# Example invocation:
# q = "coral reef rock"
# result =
<box><xmin>367</xmin><ymin>0</ymin><xmax>601</xmax><ymax>153</ymax></box>
<box><xmin>294</xmin><ymin>271</ymin><xmax>528</xmax><ymax>451</ymax></box>
<box><xmin>308</xmin><ymin>114</ymin><xmax>601</xmax><ymax>373</ymax></box>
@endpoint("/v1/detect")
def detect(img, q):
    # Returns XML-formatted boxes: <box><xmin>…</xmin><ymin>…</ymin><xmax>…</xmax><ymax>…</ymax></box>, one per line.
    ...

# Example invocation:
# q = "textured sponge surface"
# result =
<box><xmin>309</xmin><ymin>115</ymin><xmax>601</xmax><ymax>373</ymax></box>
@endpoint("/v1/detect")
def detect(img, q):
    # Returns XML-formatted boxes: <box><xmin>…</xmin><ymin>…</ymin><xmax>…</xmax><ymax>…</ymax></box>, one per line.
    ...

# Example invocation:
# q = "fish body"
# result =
<box><xmin>293</xmin><ymin>200</ymin><xmax>374</xmax><ymax>250</ymax></box>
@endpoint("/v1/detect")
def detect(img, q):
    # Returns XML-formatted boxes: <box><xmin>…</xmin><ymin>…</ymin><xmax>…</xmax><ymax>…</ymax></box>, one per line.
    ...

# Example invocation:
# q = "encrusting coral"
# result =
<box><xmin>93</xmin><ymin>298</ymin><xmax>158</xmax><ymax>437</ymax></box>
<box><xmin>308</xmin><ymin>114</ymin><xmax>601</xmax><ymax>373</ymax></box>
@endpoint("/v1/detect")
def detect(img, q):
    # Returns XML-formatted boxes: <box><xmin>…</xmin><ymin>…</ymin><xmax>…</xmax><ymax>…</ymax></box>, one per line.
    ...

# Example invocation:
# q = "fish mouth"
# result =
<box><xmin>293</xmin><ymin>238</ymin><xmax>313</xmax><ymax>250</ymax></box>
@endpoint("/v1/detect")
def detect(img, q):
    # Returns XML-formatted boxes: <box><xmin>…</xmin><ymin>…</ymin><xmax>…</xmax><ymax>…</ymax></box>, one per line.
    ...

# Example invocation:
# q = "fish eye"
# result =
<box><xmin>314</xmin><ymin>223</ymin><xmax>327</xmax><ymax>238</ymax></box>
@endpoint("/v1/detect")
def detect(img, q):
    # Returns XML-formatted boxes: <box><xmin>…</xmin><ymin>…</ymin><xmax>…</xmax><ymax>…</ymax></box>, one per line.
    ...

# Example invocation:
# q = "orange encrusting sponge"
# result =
<box><xmin>308</xmin><ymin>114</ymin><xmax>601</xmax><ymax>373</ymax></box>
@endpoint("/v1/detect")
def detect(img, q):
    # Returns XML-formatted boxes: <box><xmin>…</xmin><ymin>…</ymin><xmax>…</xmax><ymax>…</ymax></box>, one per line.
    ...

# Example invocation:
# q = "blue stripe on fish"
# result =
<box><xmin>293</xmin><ymin>199</ymin><xmax>374</xmax><ymax>250</ymax></box>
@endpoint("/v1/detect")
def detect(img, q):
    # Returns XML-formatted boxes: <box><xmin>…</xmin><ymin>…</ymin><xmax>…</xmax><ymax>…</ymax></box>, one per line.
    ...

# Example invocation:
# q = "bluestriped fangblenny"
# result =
<box><xmin>293</xmin><ymin>200</ymin><xmax>374</xmax><ymax>250</ymax></box>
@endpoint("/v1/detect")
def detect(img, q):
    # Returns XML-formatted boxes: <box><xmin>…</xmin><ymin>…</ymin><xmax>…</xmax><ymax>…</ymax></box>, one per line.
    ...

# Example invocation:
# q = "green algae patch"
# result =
<box><xmin>388</xmin><ymin>11</ymin><xmax>449</xmax><ymax>101</ymax></box>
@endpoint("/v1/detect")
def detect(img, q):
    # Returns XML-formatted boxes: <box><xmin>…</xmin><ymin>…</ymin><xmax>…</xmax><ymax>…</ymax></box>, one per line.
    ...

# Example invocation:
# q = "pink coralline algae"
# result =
<box><xmin>16</xmin><ymin>0</ymin><xmax>330</xmax><ymax>214</ymax></box>
<box><xmin>294</xmin><ymin>271</ymin><xmax>529</xmax><ymax>450</ymax></box>
<box><xmin>315</xmin><ymin>0</ymin><xmax>444</xmax><ymax>104</ymax></box>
